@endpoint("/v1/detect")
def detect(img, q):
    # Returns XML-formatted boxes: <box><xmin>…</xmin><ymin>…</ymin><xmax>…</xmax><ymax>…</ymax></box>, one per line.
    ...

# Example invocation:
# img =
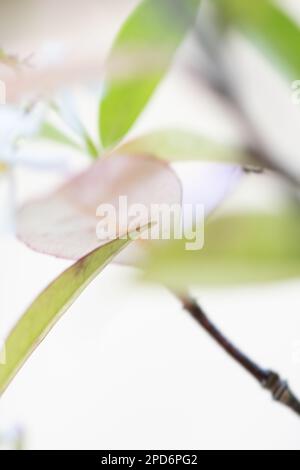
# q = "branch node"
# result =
<box><xmin>179</xmin><ymin>294</ymin><xmax>300</xmax><ymax>418</ymax></box>
<box><xmin>263</xmin><ymin>371</ymin><xmax>300</xmax><ymax>415</ymax></box>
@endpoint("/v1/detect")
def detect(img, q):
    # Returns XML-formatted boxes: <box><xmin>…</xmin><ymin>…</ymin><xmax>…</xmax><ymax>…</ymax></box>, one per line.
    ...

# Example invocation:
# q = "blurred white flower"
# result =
<box><xmin>0</xmin><ymin>424</ymin><xmax>24</xmax><ymax>450</ymax></box>
<box><xmin>0</xmin><ymin>103</ymin><xmax>45</xmax><ymax>165</ymax></box>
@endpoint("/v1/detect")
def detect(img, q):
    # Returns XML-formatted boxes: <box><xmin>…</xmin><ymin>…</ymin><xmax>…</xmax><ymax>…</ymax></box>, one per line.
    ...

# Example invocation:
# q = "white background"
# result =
<box><xmin>1</xmin><ymin>0</ymin><xmax>300</xmax><ymax>450</ymax></box>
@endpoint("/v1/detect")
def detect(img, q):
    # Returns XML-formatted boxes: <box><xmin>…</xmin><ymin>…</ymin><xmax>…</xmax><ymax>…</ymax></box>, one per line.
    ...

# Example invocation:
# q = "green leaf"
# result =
<box><xmin>144</xmin><ymin>209</ymin><xmax>300</xmax><ymax>288</ymax></box>
<box><xmin>50</xmin><ymin>99</ymin><xmax>100</xmax><ymax>159</ymax></box>
<box><xmin>0</xmin><ymin>235</ymin><xmax>136</xmax><ymax>395</ymax></box>
<box><xmin>118</xmin><ymin>128</ymin><xmax>255</xmax><ymax>164</ymax></box>
<box><xmin>81</xmin><ymin>128</ymin><xmax>100</xmax><ymax>159</ymax></box>
<box><xmin>38</xmin><ymin>121</ymin><xmax>83</xmax><ymax>152</ymax></box>
<box><xmin>100</xmin><ymin>0</ymin><xmax>201</xmax><ymax>148</ymax></box>
<box><xmin>216</xmin><ymin>0</ymin><xmax>300</xmax><ymax>81</ymax></box>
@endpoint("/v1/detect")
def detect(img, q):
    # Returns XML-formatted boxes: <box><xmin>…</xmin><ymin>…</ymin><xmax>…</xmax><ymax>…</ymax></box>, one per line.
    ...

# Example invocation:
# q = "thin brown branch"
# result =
<box><xmin>178</xmin><ymin>294</ymin><xmax>300</xmax><ymax>417</ymax></box>
<box><xmin>218</xmin><ymin>83</ymin><xmax>300</xmax><ymax>189</ymax></box>
<box><xmin>190</xmin><ymin>25</ymin><xmax>300</xmax><ymax>188</ymax></box>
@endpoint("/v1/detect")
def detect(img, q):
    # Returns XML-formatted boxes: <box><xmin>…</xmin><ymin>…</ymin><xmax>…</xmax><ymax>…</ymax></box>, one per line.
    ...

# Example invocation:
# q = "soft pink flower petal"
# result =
<box><xmin>172</xmin><ymin>162</ymin><xmax>243</xmax><ymax>226</ymax></box>
<box><xmin>17</xmin><ymin>153</ymin><xmax>182</xmax><ymax>260</ymax></box>
<box><xmin>116</xmin><ymin>162</ymin><xmax>244</xmax><ymax>266</ymax></box>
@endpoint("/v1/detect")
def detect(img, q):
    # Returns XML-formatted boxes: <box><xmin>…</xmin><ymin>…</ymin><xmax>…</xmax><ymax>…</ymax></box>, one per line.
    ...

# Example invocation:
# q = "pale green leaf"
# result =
<box><xmin>118</xmin><ymin>128</ymin><xmax>255</xmax><ymax>164</ymax></box>
<box><xmin>50</xmin><ymin>99</ymin><xmax>100</xmax><ymax>159</ymax></box>
<box><xmin>0</xmin><ymin>235</ymin><xmax>136</xmax><ymax>395</ymax></box>
<box><xmin>144</xmin><ymin>209</ymin><xmax>300</xmax><ymax>287</ymax></box>
<box><xmin>81</xmin><ymin>128</ymin><xmax>100</xmax><ymax>159</ymax></box>
<box><xmin>216</xmin><ymin>0</ymin><xmax>300</xmax><ymax>81</ymax></box>
<box><xmin>100</xmin><ymin>0</ymin><xmax>201</xmax><ymax>148</ymax></box>
<box><xmin>38</xmin><ymin>121</ymin><xmax>83</xmax><ymax>152</ymax></box>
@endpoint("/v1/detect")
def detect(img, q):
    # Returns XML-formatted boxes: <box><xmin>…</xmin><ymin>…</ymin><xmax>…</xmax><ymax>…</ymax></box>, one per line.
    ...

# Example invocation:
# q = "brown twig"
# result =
<box><xmin>181</xmin><ymin>16</ymin><xmax>300</xmax><ymax>417</ymax></box>
<box><xmin>191</xmin><ymin>22</ymin><xmax>300</xmax><ymax>188</ymax></box>
<box><xmin>178</xmin><ymin>294</ymin><xmax>300</xmax><ymax>417</ymax></box>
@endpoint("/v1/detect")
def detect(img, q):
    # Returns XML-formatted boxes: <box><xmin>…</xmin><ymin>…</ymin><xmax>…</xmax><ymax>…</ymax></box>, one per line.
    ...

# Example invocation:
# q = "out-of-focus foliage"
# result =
<box><xmin>38</xmin><ymin>121</ymin><xmax>83</xmax><ymax>152</ymax></box>
<box><xmin>3</xmin><ymin>0</ymin><xmax>300</xmax><ymax>399</ymax></box>
<box><xmin>100</xmin><ymin>0</ymin><xmax>200</xmax><ymax>148</ymax></box>
<box><xmin>118</xmin><ymin>128</ymin><xmax>256</xmax><ymax>165</ymax></box>
<box><xmin>144</xmin><ymin>209</ymin><xmax>300</xmax><ymax>287</ymax></box>
<box><xmin>0</xmin><ymin>234</ymin><xmax>140</xmax><ymax>396</ymax></box>
<box><xmin>51</xmin><ymin>96</ymin><xmax>99</xmax><ymax>158</ymax></box>
<box><xmin>216</xmin><ymin>0</ymin><xmax>300</xmax><ymax>82</ymax></box>
<box><xmin>0</xmin><ymin>48</ymin><xmax>25</xmax><ymax>70</ymax></box>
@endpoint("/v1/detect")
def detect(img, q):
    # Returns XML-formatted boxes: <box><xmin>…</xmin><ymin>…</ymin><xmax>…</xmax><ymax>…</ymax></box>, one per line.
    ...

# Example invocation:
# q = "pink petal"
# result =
<box><xmin>172</xmin><ymin>162</ymin><xmax>243</xmax><ymax>226</ymax></box>
<box><xmin>116</xmin><ymin>162</ymin><xmax>244</xmax><ymax>266</ymax></box>
<box><xmin>17</xmin><ymin>154</ymin><xmax>182</xmax><ymax>260</ymax></box>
